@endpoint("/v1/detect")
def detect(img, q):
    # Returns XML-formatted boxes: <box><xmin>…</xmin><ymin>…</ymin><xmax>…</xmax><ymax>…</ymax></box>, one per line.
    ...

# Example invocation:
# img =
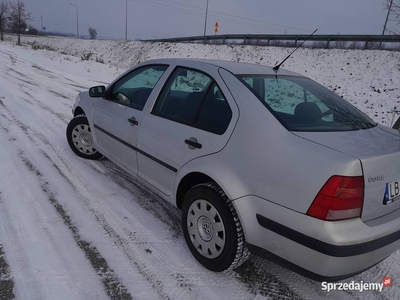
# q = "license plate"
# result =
<box><xmin>384</xmin><ymin>181</ymin><xmax>400</xmax><ymax>205</ymax></box>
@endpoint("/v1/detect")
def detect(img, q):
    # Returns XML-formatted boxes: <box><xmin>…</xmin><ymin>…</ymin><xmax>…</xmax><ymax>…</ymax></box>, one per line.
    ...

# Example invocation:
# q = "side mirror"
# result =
<box><xmin>89</xmin><ymin>86</ymin><xmax>106</xmax><ymax>98</ymax></box>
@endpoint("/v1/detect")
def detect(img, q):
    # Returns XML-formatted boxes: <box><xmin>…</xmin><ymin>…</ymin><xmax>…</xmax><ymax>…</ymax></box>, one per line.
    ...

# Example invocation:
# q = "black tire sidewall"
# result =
<box><xmin>66</xmin><ymin>116</ymin><xmax>102</xmax><ymax>160</ymax></box>
<box><xmin>182</xmin><ymin>185</ymin><xmax>239</xmax><ymax>272</ymax></box>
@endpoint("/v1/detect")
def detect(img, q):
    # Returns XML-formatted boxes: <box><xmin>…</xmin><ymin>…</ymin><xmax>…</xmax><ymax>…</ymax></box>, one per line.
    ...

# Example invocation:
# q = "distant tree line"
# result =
<box><xmin>0</xmin><ymin>0</ymin><xmax>37</xmax><ymax>45</ymax></box>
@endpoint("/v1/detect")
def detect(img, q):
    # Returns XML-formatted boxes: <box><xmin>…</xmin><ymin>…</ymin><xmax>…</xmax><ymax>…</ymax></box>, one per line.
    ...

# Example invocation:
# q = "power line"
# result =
<box><xmin>132</xmin><ymin>0</ymin><xmax>310</xmax><ymax>33</ymax></box>
<box><xmin>131</xmin><ymin>0</ymin><xmax>285</xmax><ymax>33</ymax></box>
<box><xmin>132</xmin><ymin>0</ymin><xmax>204</xmax><ymax>18</ymax></box>
<box><xmin>40</xmin><ymin>0</ymin><xmax>311</xmax><ymax>39</ymax></box>
<box><xmin>41</xmin><ymin>17</ymin><xmax>184</xmax><ymax>38</ymax></box>
<box><xmin>148</xmin><ymin>0</ymin><xmax>307</xmax><ymax>31</ymax></box>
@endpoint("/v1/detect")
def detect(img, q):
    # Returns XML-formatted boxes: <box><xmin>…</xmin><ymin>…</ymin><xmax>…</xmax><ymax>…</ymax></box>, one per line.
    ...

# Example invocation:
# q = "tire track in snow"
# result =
<box><xmin>36</xmin><ymin>114</ymin><xmax>182</xmax><ymax>238</ymax></box>
<box><xmin>8</xmin><ymin>53</ymin><xmax>16</xmax><ymax>65</ymax></box>
<box><xmin>0</xmin><ymin>49</ymin><xmax>84</xmax><ymax>118</ymax></box>
<box><xmin>37</xmin><ymin>147</ymin><xmax>174</xmax><ymax>300</ymax></box>
<box><xmin>32</xmin><ymin>121</ymin><xmax>182</xmax><ymax>240</ymax></box>
<box><xmin>1</xmin><ymin>48</ymin><xmax>102</xmax><ymax>95</ymax></box>
<box><xmin>21</xmin><ymin>90</ymin><xmax>70</xmax><ymax>124</ymax></box>
<box><xmin>0</xmin><ymin>86</ymin><xmax>70</xmax><ymax>129</ymax></box>
<box><xmin>0</xmin><ymin>242</ymin><xmax>15</xmax><ymax>300</ymax></box>
<box><xmin>28</xmin><ymin>125</ymin><xmax>251</xmax><ymax>299</ymax></box>
<box><xmin>17</xmin><ymin>151</ymin><xmax>133</xmax><ymax>300</ymax></box>
<box><xmin>7</xmin><ymin>69</ymin><xmax>40</xmax><ymax>87</ymax></box>
<box><xmin>234</xmin><ymin>259</ymin><xmax>302</xmax><ymax>300</ymax></box>
<box><xmin>97</xmin><ymin>159</ymin><xmax>182</xmax><ymax>237</ymax></box>
<box><xmin>3</xmin><ymin>96</ymin><xmax>182</xmax><ymax>239</ymax></box>
<box><xmin>0</xmin><ymin>109</ymin><xmax>176</xmax><ymax>300</ymax></box>
<box><xmin>0</xmin><ymin>93</ymin><xmax>69</xmax><ymax>131</ymax></box>
<box><xmin>31</xmin><ymin>64</ymin><xmax>57</xmax><ymax>79</ymax></box>
<box><xmin>0</xmin><ymin>104</ymin><xmax>133</xmax><ymax>300</ymax></box>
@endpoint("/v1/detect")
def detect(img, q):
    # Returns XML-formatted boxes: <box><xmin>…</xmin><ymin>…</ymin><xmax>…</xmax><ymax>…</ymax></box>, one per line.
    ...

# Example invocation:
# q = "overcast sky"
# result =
<box><xmin>21</xmin><ymin>0</ymin><xmax>396</xmax><ymax>40</ymax></box>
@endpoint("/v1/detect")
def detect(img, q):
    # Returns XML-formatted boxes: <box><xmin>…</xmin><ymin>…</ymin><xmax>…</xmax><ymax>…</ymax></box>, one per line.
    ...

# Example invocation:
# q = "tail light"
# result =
<box><xmin>307</xmin><ymin>176</ymin><xmax>364</xmax><ymax>221</ymax></box>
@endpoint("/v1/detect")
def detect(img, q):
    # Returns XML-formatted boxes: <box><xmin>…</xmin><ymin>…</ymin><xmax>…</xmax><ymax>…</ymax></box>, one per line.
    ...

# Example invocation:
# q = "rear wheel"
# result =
<box><xmin>66</xmin><ymin>115</ymin><xmax>103</xmax><ymax>160</ymax></box>
<box><xmin>182</xmin><ymin>182</ymin><xmax>249</xmax><ymax>272</ymax></box>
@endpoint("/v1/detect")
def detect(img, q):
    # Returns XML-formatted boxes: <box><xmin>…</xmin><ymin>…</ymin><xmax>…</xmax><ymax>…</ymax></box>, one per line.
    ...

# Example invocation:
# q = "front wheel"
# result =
<box><xmin>182</xmin><ymin>182</ymin><xmax>249</xmax><ymax>272</ymax></box>
<box><xmin>66</xmin><ymin>115</ymin><xmax>103</xmax><ymax>160</ymax></box>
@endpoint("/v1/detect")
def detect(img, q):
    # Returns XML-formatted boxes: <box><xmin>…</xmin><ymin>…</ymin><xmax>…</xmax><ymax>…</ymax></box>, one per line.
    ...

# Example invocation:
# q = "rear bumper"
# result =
<box><xmin>256</xmin><ymin>214</ymin><xmax>400</xmax><ymax>257</ymax></box>
<box><xmin>233</xmin><ymin>195</ymin><xmax>400</xmax><ymax>281</ymax></box>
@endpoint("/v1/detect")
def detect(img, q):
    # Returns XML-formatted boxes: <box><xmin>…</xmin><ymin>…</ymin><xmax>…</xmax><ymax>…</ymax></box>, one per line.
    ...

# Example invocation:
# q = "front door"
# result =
<box><xmin>93</xmin><ymin>65</ymin><xmax>169</xmax><ymax>174</ymax></box>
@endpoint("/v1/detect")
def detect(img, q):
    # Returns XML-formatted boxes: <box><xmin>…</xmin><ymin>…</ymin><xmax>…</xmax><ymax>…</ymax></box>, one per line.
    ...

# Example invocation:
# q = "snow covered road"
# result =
<box><xmin>0</xmin><ymin>41</ymin><xmax>399</xmax><ymax>300</ymax></box>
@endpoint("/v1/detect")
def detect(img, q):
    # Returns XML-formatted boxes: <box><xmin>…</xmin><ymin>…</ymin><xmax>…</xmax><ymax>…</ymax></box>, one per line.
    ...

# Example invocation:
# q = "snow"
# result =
<box><xmin>0</xmin><ymin>35</ymin><xmax>399</xmax><ymax>299</ymax></box>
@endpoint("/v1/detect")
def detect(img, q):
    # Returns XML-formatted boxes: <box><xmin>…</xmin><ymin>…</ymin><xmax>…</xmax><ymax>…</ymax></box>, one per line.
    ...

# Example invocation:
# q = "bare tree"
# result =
<box><xmin>0</xmin><ymin>1</ymin><xmax>8</xmax><ymax>41</ymax></box>
<box><xmin>384</xmin><ymin>0</ymin><xmax>400</xmax><ymax>34</ymax></box>
<box><xmin>9</xmin><ymin>0</ymin><xmax>31</xmax><ymax>45</ymax></box>
<box><xmin>88</xmin><ymin>27</ymin><xmax>97</xmax><ymax>39</ymax></box>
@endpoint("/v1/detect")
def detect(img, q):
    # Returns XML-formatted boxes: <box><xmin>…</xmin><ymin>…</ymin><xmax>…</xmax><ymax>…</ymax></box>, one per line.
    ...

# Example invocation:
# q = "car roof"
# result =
<box><xmin>142</xmin><ymin>58</ymin><xmax>303</xmax><ymax>77</ymax></box>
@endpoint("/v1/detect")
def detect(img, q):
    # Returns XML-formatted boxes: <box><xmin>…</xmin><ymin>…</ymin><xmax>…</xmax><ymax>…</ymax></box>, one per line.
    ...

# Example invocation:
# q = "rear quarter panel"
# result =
<box><xmin>215</xmin><ymin>69</ymin><xmax>363</xmax><ymax>213</ymax></box>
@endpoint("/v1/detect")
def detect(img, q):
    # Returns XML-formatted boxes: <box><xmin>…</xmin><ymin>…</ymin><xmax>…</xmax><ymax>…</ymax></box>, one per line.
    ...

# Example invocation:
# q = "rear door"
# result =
<box><xmin>137</xmin><ymin>66</ymin><xmax>239</xmax><ymax>196</ymax></box>
<box><xmin>93</xmin><ymin>65</ymin><xmax>168</xmax><ymax>174</ymax></box>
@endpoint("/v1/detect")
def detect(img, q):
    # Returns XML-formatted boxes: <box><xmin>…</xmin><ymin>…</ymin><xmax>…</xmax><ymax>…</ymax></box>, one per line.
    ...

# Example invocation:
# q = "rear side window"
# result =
<box><xmin>196</xmin><ymin>83</ymin><xmax>232</xmax><ymax>134</ymax></box>
<box><xmin>262</xmin><ymin>78</ymin><xmax>332</xmax><ymax>122</ymax></box>
<box><xmin>153</xmin><ymin>67</ymin><xmax>232</xmax><ymax>134</ymax></box>
<box><xmin>238</xmin><ymin>75</ymin><xmax>376</xmax><ymax>132</ymax></box>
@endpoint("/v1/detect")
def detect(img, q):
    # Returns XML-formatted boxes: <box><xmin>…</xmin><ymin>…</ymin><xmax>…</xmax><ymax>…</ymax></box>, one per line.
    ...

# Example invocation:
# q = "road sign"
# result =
<box><xmin>214</xmin><ymin>22</ymin><xmax>219</xmax><ymax>34</ymax></box>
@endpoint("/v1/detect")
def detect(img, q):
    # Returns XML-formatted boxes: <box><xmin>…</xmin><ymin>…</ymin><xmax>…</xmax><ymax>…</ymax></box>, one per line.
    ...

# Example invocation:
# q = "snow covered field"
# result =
<box><xmin>0</xmin><ymin>36</ymin><xmax>400</xmax><ymax>299</ymax></box>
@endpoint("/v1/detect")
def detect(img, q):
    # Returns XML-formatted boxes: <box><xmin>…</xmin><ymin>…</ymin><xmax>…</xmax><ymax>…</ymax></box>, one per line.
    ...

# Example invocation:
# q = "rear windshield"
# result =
<box><xmin>237</xmin><ymin>75</ymin><xmax>376</xmax><ymax>132</ymax></box>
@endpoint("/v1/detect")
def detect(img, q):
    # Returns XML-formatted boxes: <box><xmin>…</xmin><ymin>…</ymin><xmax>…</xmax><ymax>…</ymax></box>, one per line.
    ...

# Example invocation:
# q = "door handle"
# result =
<box><xmin>185</xmin><ymin>138</ymin><xmax>202</xmax><ymax>149</ymax></box>
<box><xmin>128</xmin><ymin>116</ymin><xmax>138</xmax><ymax>126</ymax></box>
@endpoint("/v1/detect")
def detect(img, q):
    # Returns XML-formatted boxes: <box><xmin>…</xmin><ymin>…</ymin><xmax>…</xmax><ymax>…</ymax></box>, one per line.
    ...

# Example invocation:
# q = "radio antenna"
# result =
<box><xmin>273</xmin><ymin>28</ymin><xmax>318</xmax><ymax>71</ymax></box>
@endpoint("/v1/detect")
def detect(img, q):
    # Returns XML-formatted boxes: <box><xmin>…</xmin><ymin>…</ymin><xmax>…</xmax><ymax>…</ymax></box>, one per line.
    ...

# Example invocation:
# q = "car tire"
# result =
<box><xmin>66</xmin><ymin>114</ymin><xmax>103</xmax><ymax>160</ymax></box>
<box><xmin>182</xmin><ymin>182</ymin><xmax>249</xmax><ymax>272</ymax></box>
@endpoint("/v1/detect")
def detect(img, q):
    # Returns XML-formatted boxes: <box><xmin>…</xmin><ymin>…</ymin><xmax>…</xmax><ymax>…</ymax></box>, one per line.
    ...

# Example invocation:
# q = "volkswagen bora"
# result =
<box><xmin>66</xmin><ymin>58</ymin><xmax>400</xmax><ymax>281</ymax></box>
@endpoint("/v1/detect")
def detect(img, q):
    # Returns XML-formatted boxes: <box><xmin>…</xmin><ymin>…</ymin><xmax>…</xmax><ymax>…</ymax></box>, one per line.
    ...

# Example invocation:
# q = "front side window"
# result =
<box><xmin>238</xmin><ymin>75</ymin><xmax>376</xmax><ymax>132</ymax></box>
<box><xmin>153</xmin><ymin>67</ymin><xmax>232</xmax><ymax>134</ymax></box>
<box><xmin>110</xmin><ymin>65</ymin><xmax>168</xmax><ymax>110</ymax></box>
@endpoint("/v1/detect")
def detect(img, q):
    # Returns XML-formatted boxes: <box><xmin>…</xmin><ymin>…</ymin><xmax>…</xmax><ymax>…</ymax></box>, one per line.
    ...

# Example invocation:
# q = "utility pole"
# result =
<box><xmin>125</xmin><ymin>0</ymin><xmax>128</xmax><ymax>41</ymax></box>
<box><xmin>70</xmin><ymin>3</ymin><xmax>79</xmax><ymax>39</ymax></box>
<box><xmin>203</xmin><ymin>0</ymin><xmax>209</xmax><ymax>37</ymax></box>
<box><xmin>382</xmin><ymin>0</ymin><xmax>393</xmax><ymax>35</ymax></box>
<box><xmin>41</xmin><ymin>15</ymin><xmax>43</xmax><ymax>31</ymax></box>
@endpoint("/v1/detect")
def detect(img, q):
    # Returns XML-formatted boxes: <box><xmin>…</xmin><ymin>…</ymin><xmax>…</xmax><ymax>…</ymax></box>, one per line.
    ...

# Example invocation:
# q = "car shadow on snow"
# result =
<box><xmin>0</xmin><ymin>244</ymin><xmax>15</xmax><ymax>300</ymax></box>
<box><xmin>93</xmin><ymin>158</ymin><xmax>183</xmax><ymax>238</ymax></box>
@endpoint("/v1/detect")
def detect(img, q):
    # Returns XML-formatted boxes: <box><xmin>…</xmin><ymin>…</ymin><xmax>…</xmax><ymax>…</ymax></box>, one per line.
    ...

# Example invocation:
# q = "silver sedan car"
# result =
<box><xmin>66</xmin><ymin>58</ymin><xmax>400</xmax><ymax>281</ymax></box>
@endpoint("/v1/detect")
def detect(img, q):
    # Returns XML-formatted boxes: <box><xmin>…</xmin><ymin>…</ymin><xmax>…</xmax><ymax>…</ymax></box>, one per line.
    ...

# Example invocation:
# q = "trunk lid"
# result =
<box><xmin>294</xmin><ymin>125</ymin><xmax>400</xmax><ymax>222</ymax></box>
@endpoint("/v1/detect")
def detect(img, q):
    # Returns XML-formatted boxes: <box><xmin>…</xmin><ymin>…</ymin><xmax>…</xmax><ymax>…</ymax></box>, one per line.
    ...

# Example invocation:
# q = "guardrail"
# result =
<box><xmin>146</xmin><ymin>34</ymin><xmax>400</xmax><ymax>50</ymax></box>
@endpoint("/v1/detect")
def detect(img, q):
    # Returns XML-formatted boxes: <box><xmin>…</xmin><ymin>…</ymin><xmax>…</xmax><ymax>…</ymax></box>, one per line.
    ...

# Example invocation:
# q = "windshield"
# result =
<box><xmin>237</xmin><ymin>75</ymin><xmax>376</xmax><ymax>132</ymax></box>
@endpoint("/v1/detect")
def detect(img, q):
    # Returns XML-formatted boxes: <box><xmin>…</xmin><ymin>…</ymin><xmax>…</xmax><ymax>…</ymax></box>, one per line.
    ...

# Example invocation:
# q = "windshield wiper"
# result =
<box><xmin>349</xmin><ymin>120</ymin><xmax>376</xmax><ymax>130</ymax></box>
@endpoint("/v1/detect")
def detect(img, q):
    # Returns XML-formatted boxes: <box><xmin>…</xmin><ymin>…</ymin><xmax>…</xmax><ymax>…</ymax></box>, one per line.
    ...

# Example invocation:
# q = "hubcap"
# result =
<box><xmin>80</xmin><ymin>133</ymin><xmax>92</xmax><ymax>147</ymax></box>
<box><xmin>187</xmin><ymin>199</ymin><xmax>225</xmax><ymax>259</ymax></box>
<box><xmin>71</xmin><ymin>124</ymin><xmax>98</xmax><ymax>155</ymax></box>
<box><xmin>197</xmin><ymin>216</ymin><xmax>213</xmax><ymax>242</ymax></box>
